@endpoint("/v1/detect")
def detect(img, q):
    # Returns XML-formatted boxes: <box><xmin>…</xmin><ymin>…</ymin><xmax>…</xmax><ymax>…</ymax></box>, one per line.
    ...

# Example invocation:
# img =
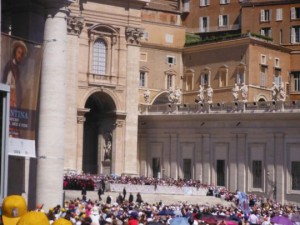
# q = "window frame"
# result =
<box><xmin>92</xmin><ymin>38</ymin><xmax>107</xmax><ymax>75</ymax></box>
<box><xmin>260</xmin><ymin>9</ymin><xmax>271</xmax><ymax>22</ymax></box>
<box><xmin>199</xmin><ymin>16</ymin><xmax>209</xmax><ymax>32</ymax></box>
<box><xmin>219</xmin><ymin>14</ymin><xmax>229</xmax><ymax>27</ymax></box>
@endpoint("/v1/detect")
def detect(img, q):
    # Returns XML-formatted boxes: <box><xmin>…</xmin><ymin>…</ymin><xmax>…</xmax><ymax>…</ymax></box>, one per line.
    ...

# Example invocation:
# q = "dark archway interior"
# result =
<box><xmin>83</xmin><ymin>92</ymin><xmax>116</xmax><ymax>174</ymax></box>
<box><xmin>153</xmin><ymin>92</ymin><xmax>169</xmax><ymax>105</ymax></box>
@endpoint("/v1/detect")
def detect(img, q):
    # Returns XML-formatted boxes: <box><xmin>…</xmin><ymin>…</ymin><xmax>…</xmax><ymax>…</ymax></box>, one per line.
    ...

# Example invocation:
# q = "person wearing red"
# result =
<box><xmin>128</xmin><ymin>211</ymin><xmax>139</xmax><ymax>225</ymax></box>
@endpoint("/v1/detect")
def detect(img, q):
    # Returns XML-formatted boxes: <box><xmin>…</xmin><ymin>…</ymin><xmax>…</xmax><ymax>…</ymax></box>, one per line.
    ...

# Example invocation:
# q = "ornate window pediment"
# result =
<box><xmin>88</xmin><ymin>24</ymin><xmax>119</xmax><ymax>80</ymax></box>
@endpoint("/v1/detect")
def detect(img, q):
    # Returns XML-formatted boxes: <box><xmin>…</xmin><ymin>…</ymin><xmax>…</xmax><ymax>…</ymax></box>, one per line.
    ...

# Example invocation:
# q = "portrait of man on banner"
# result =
<box><xmin>1</xmin><ymin>35</ymin><xmax>42</xmax><ymax>157</ymax></box>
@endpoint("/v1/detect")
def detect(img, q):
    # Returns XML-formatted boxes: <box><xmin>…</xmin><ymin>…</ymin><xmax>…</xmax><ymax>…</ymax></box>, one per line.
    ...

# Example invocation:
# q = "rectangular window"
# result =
<box><xmin>167</xmin><ymin>74</ymin><xmax>173</xmax><ymax>89</ymax></box>
<box><xmin>217</xmin><ymin>160</ymin><xmax>225</xmax><ymax>186</ymax></box>
<box><xmin>219</xmin><ymin>70</ymin><xmax>227</xmax><ymax>87</ymax></box>
<box><xmin>143</xmin><ymin>31</ymin><xmax>149</xmax><ymax>40</ymax></box>
<box><xmin>261</xmin><ymin>54</ymin><xmax>267</xmax><ymax>65</ymax></box>
<box><xmin>183</xmin><ymin>159</ymin><xmax>192</xmax><ymax>179</ymax></box>
<box><xmin>200</xmin><ymin>17</ymin><xmax>209</xmax><ymax>32</ymax></box>
<box><xmin>274</xmin><ymin>58</ymin><xmax>280</xmax><ymax>68</ymax></box>
<box><xmin>291</xmin><ymin>26</ymin><xmax>300</xmax><ymax>43</ymax></box>
<box><xmin>166</xmin><ymin>56</ymin><xmax>176</xmax><ymax>65</ymax></box>
<box><xmin>201</xmin><ymin>73</ymin><xmax>209</xmax><ymax>86</ymax></box>
<box><xmin>252</xmin><ymin>160</ymin><xmax>262</xmax><ymax>188</ymax></box>
<box><xmin>274</xmin><ymin>75</ymin><xmax>282</xmax><ymax>86</ymax></box>
<box><xmin>292</xmin><ymin>161</ymin><xmax>300</xmax><ymax>190</ymax></box>
<box><xmin>152</xmin><ymin>158</ymin><xmax>160</xmax><ymax>179</ymax></box>
<box><xmin>219</xmin><ymin>15</ymin><xmax>228</xmax><ymax>27</ymax></box>
<box><xmin>165</xmin><ymin>34</ymin><xmax>174</xmax><ymax>43</ymax></box>
<box><xmin>260</xmin><ymin>27</ymin><xmax>272</xmax><ymax>38</ymax></box>
<box><xmin>183</xmin><ymin>0</ymin><xmax>190</xmax><ymax>12</ymax></box>
<box><xmin>276</xmin><ymin>8</ymin><xmax>283</xmax><ymax>21</ymax></box>
<box><xmin>261</xmin><ymin>9</ymin><xmax>271</xmax><ymax>22</ymax></box>
<box><xmin>139</xmin><ymin>71</ymin><xmax>146</xmax><ymax>87</ymax></box>
<box><xmin>237</xmin><ymin>73</ymin><xmax>244</xmax><ymax>85</ymax></box>
<box><xmin>199</xmin><ymin>0</ymin><xmax>209</xmax><ymax>7</ymax></box>
<box><xmin>260</xmin><ymin>66</ymin><xmax>267</xmax><ymax>87</ymax></box>
<box><xmin>220</xmin><ymin>0</ymin><xmax>230</xmax><ymax>4</ymax></box>
<box><xmin>291</xmin><ymin>7</ymin><xmax>300</xmax><ymax>20</ymax></box>
<box><xmin>293</xmin><ymin>73</ymin><xmax>300</xmax><ymax>92</ymax></box>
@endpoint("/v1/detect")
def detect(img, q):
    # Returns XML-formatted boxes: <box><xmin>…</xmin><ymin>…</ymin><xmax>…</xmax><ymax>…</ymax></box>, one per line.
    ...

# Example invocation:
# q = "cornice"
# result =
<box><xmin>141</xmin><ymin>42</ymin><xmax>184</xmax><ymax>52</ymax></box>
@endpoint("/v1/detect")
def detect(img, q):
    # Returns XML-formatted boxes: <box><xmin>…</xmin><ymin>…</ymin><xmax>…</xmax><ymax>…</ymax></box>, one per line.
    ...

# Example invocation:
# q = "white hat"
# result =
<box><xmin>106</xmin><ymin>218</ymin><xmax>112</xmax><ymax>223</ymax></box>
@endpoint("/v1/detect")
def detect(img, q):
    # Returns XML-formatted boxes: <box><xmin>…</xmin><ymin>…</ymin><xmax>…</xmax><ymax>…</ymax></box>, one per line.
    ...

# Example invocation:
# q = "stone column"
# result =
<box><xmin>237</xmin><ymin>133</ymin><xmax>246</xmax><ymax>192</ymax></box>
<box><xmin>202</xmin><ymin>134</ymin><xmax>211</xmax><ymax>185</ymax></box>
<box><xmin>123</xmin><ymin>27</ymin><xmax>143</xmax><ymax>175</ymax></box>
<box><xmin>36</xmin><ymin>4</ymin><xmax>68</xmax><ymax>210</ymax></box>
<box><xmin>274</xmin><ymin>133</ymin><xmax>284</xmax><ymax>203</ymax></box>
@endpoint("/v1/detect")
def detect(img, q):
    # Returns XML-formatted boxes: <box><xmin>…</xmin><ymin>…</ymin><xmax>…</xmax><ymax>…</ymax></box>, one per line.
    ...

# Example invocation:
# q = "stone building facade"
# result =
<box><xmin>1</xmin><ymin>0</ymin><xmax>300</xmax><ymax>209</ymax></box>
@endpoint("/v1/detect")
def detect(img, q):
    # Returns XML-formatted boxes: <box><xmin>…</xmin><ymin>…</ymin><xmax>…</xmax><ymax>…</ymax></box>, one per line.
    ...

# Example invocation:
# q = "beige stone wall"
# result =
<box><xmin>138</xmin><ymin>112</ymin><xmax>300</xmax><ymax>204</ymax></box>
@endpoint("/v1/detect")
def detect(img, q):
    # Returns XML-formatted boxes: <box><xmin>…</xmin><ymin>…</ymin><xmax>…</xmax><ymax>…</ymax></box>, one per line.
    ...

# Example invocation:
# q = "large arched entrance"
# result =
<box><xmin>83</xmin><ymin>92</ymin><xmax>116</xmax><ymax>175</ymax></box>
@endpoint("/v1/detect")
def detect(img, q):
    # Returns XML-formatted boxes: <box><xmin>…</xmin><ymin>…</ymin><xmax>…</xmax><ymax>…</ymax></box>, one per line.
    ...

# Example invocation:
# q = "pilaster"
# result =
<box><xmin>237</xmin><ymin>133</ymin><xmax>247</xmax><ymax>192</ymax></box>
<box><xmin>274</xmin><ymin>132</ymin><xmax>285</xmax><ymax>203</ymax></box>
<box><xmin>122</xmin><ymin>27</ymin><xmax>143</xmax><ymax>175</ymax></box>
<box><xmin>202</xmin><ymin>134</ymin><xmax>211</xmax><ymax>185</ymax></box>
<box><xmin>112</xmin><ymin>118</ymin><xmax>125</xmax><ymax>175</ymax></box>
<box><xmin>170</xmin><ymin>133</ymin><xmax>178</xmax><ymax>179</ymax></box>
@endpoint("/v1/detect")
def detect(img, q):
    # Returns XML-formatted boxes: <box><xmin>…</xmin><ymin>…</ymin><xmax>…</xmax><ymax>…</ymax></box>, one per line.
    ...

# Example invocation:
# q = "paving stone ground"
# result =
<box><xmin>64</xmin><ymin>190</ymin><xmax>233</xmax><ymax>207</ymax></box>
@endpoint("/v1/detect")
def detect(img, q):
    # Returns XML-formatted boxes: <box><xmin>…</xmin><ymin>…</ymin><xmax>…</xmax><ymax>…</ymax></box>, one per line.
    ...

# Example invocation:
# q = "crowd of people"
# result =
<box><xmin>63</xmin><ymin>174</ymin><xmax>227</xmax><ymax>191</ymax></box>
<box><xmin>1</xmin><ymin>189</ymin><xmax>300</xmax><ymax>225</ymax></box>
<box><xmin>2</xmin><ymin>174</ymin><xmax>300</xmax><ymax>225</ymax></box>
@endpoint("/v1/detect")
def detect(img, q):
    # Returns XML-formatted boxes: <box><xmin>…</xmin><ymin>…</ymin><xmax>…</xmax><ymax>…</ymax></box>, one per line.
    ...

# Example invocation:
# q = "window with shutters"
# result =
<box><xmin>199</xmin><ymin>17</ymin><xmax>209</xmax><ymax>32</ymax></box>
<box><xmin>260</xmin><ymin>9</ymin><xmax>271</xmax><ymax>22</ymax></box>
<box><xmin>276</xmin><ymin>8</ymin><xmax>283</xmax><ymax>21</ymax></box>
<box><xmin>260</xmin><ymin>66</ymin><xmax>267</xmax><ymax>87</ymax></box>
<box><xmin>199</xmin><ymin>0</ymin><xmax>209</xmax><ymax>7</ymax></box>
<box><xmin>219</xmin><ymin>15</ymin><xmax>228</xmax><ymax>27</ymax></box>
<box><xmin>291</xmin><ymin>7</ymin><xmax>300</xmax><ymax>20</ymax></box>
<box><xmin>291</xmin><ymin>72</ymin><xmax>300</xmax><ymax>92</ymax></box>
<box><xmin>200</xmin><ymin>68</ymin><xmax>211</xmax><ymax>87</ymax></box>
<box><xmin>291</xmin><ymin>26</ymin><xmax>300</xmax><ymax>44</ymax></box>
<box><xmin>260</xmin><ymin>27</ymin><xmax>272</xmax><ymax>38</ymax></box>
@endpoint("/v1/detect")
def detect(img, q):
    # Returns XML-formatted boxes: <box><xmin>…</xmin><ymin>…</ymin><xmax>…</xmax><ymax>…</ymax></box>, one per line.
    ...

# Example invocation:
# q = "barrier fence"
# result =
<box><xmin>107</xmin><ymin>183</ymin><xmax>208</xmax><ymax>196</ymax></box>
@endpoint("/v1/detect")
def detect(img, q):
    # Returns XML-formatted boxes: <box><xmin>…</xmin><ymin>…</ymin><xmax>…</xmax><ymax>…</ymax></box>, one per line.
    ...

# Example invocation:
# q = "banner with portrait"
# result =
<box><xmin>1</xmin><ymin>34</ymin><xmax>42</xmax><ymax>157</ymax></box>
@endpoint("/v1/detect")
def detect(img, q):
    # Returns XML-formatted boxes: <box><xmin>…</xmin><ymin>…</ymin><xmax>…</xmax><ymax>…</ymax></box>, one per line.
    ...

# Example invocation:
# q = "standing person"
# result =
<box><xmin>81</xmin><ymin>185</ymin><xmax>87</xmax><ymax>201</ymax></box>
<box><xmin>123</xmin><ymin>187</ymin><xmax>127</xmax><ymax>200</ymax></box>
<box><xmin>2</xmin><ymin>40</ymin><xmax>27</xmax><ymax>108</ymax></box>
<box><xmin>129</xmin><ymin>192</ymin><xmax>134</xmax><ymax>203</ymax></box>
<box><xmin>136</xmin><ymin>192</ymin><xmax>143</xmax><ymax>204</ymax></box>
<box><xmin>101</xmin><ymin>179</ymin><xmax>106</xmax><ymax>194</ymax></box>
<box><xmin>98</xmin><ymin>186</ymin><xmax>103</xmax><ymax>201</ymax></box>
<box><xmin>106</xmin><ymin>195</ymin><xmax>112</xmax><ymax>205</ymax></box>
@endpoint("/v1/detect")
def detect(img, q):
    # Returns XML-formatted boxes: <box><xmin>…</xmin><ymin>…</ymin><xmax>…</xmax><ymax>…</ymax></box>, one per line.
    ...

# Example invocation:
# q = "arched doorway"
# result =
<box><xmin>83</xmin><ymin>92</ymin><xmax>116</xmax><ymax>175</ymax></box>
